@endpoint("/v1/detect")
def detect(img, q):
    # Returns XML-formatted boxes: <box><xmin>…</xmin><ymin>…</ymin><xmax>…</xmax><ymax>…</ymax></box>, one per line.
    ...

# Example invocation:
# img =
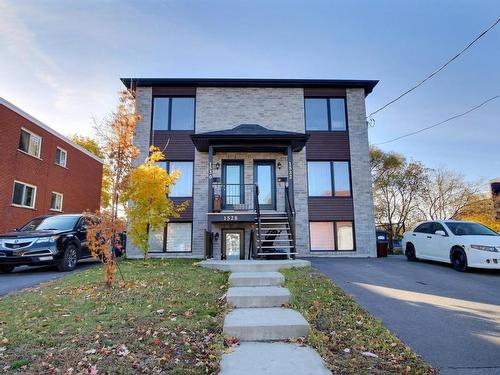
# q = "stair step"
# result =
<box><xmin>223</xmin><ymin>308</ymin><xmax>309</xmax><ymax>341</ymax></box>
<box><xmin>227</xmin><ymin>286</ymin><xmax>290</xmax><ymax>307</ymax></box>
<box><xmin>257</xmin><ymin>239</ymin><xmax>292</xmax><ymax>242</ymax></box>
<box><xmin>260</xmin><ymin>245</ymin><xmax>294</xmax><ymax>248</ymax></box>
<box><xmin>257</xmin><ymin>252</ymin><xmax>297</xmax><ymax>256</ymax></box>
<box><xmin>259</xmin><ymin>227</ymin><xmax>290</xmax><ymax>231</ymax></box>
<box><xmin>229</xmin><ymin>272</ymin><xmax>284</xmax><ymax>287</ymax></box>
<box><xmin>220</xmin><ymin>342</ymin><xmax>331</xmax><ymax>375</ymax></box>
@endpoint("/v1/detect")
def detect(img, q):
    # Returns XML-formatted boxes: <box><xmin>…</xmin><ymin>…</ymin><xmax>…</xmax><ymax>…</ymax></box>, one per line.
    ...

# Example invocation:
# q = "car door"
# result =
<box><xmin>426</xmin><ymin>222</ymin><xmax>449</xmax><ymax>261</ymax></box>
<box><xmin>410</xmin><ymin>222</ymin><xmax>432</xmax><ymax>258</ymax></box>
<box><xmin>76</xmin><ymin>217</ymin><xmax>90</xmax><ymax>257</ymax></box>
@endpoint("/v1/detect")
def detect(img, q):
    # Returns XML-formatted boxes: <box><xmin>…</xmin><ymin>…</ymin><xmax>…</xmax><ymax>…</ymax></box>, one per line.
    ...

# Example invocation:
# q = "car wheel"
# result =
<box><xmin>0</xmin><ymin>265</ymin><xmax>15</xmax><ymax>273</ymax></box>
<box><xmin>57</xmin><ymin>244</ymin><xmax>78</xmax><ymax>272</ymax></box>
<box><xmin>405</xmin><ymin>243</ymin><xmax>418</xmax><ymax>261</ymax></box>
<box><xmin>451</xmin><ymin>248</ymin><xmax>468</xmax><ymax>272</ymax></box>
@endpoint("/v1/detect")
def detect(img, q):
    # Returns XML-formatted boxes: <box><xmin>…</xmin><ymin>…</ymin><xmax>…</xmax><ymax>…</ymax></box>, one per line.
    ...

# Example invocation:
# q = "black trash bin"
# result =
<box><xmin>376</xmin><ymin>230</ymin><xmax>389</xmax><ymax>258</ymax></box>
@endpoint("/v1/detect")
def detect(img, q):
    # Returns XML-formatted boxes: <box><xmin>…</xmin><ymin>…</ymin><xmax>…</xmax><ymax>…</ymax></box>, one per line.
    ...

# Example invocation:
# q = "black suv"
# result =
<box><xmin>0</xmin><ymin>214</ymin><xmax>93</xmax><ymax>273</ymax></box>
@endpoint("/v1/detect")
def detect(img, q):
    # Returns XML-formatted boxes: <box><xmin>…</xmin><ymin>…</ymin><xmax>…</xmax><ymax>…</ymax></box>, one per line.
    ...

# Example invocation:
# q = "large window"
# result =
<box><xmin>305</xmin><ymin>98</ymin><xmax>347</xmax><ymax>131</ymax></box>
<box><xmin>12</xmin><ymin>181</ymin><xmax>37</xmax><ymax>208</ymax></box>
<box><xmin>166</xmin><ymin>222</ymin><xmax>192</xmax><ymax>252</ymax></box>
<box><xmin>169</xmin><ymin>161</ymin><xmax>193</xmax><ymax>197</ymax></box>
<box><xmin>55</xmin><ymin>147</ymin><xmax>67</xmax><ymax>167</ymax></box>
<box><xmin>148</xmin><ymin>222</ymin><xmax>192</xmax><ymax>253</ymax></box>
<box><xmin>152</xmin><ymin>97</ymin><xmax>195</xmax><ymax>131</ymax></box>
<box><xmin>50</xmin><ymin>192</ymin><xmax>63</xmax><ymax>211</ymax></box>
<box><xmin>18</xmin><ymin>128</ymin><xmax>42</xmax><ymax>158</ymax></box>
<box><xmin>309</xmin><ymin>221</ymin><xmax>354</xmax><ymax>251</ymax></box>
<box><xmin>307</xmin><ymin>161</ymin><xmax>351</xmax><ymax>197</ymax></box>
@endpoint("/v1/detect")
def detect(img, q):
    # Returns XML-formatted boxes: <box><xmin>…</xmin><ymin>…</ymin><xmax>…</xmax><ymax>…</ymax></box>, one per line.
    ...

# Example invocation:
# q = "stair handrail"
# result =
<box><xmin>284</xmin><ymin>185</ymin><xmax>296</xmax><ymax>258</ymax></box>
<box><xmin>254</xmin><ymin>184</ymin><xmax>262</xmax><ymax>255</ymax></box>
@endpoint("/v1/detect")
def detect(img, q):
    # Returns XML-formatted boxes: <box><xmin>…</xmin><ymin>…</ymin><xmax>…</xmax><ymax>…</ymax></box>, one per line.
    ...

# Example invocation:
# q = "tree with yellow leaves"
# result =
<box><xmin>124</xmin><ymin>146</ymin><xmax>187</xmax><ymax>259</ymax></box>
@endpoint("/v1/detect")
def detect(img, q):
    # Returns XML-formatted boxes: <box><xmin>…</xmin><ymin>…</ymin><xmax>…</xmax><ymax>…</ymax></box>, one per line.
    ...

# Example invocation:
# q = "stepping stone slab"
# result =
<box><xmin>223</xmin><ymin>307</ymin><xmax>309</xmax><ymax>341</ymax></box>
<box><xmin>220</xmin><ymin>342</ymin><xmax>331</xmax><ymax>375</ymax></box>
<box><xmin>229</xmin><ymin>271</ymin><xmax>284</xmax><ymax>287</ymax></box>
<box><xmin>199</xmin><ymin>259</ymin><xmax>310</xmax><ymax>272</ymax></box>
<box><xmin>227</xmin><ymin>286</ymin><xmax>290</xmax><ymax>308</ymax></box>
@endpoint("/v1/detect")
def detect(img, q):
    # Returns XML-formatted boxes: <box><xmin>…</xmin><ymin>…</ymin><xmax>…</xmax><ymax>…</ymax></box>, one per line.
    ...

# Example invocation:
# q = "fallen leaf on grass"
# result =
<box><xmin>361</xmin><ymin>351</ymin><xmax>379</xmax><ymax>358</ymax></box>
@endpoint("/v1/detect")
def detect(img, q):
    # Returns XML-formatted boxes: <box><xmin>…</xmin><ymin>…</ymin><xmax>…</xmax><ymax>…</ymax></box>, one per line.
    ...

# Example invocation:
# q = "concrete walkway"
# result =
<box><xmin>201</xmin><ymin>260</ymin><xmax>330</xmax><ymax>374</ymax></box>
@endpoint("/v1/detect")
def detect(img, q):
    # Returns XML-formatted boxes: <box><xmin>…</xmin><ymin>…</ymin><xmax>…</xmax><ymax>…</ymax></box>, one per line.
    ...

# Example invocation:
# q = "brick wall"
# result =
<box><xmin>0</xmin><ymin>103</ymin><xmax>103</xmax><ymax>233</ymax></box>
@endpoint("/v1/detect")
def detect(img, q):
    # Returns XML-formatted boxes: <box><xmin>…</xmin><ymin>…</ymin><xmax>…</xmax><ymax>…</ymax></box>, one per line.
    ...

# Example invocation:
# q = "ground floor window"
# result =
<box><xmin>309</xmin><ymin>221</ymin><xmax>354</xmax><ymax>251</ymax></box>
<box><xmin>12</xmin><ymin>181</ymin><xmax>37</xmax><ymax>208</ymax></box>
<box><xmin>166</xmin><ymin>222</ymin><xmax>192</xmax><ymax>252</ymax></box>
<box><xmin>148</xmin><ymin>222</ymin><xmax>192</xmax><ymax>253</ymax></box>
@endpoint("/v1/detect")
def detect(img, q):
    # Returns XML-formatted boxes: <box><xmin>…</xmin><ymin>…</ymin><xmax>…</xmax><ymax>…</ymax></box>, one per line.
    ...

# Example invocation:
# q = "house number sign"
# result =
<box><xmin>223</xmin><ymin>215</ymin><xmax>238</xmax><ymax>221</ymax></box>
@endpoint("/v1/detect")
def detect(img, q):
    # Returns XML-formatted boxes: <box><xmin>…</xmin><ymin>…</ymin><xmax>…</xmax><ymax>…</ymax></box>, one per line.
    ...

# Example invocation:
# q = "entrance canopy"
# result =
<box><xmin>190</xmin><ymin>124</ymin><xmax>309</xmax><ymax>153</ymax></box>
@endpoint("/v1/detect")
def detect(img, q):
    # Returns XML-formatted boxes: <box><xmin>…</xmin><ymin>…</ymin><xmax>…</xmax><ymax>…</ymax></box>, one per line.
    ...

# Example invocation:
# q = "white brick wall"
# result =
<box><xmin>347</xmin><ymin>88</ymin><xmax>377</xmax><ymax>257</ymax></box>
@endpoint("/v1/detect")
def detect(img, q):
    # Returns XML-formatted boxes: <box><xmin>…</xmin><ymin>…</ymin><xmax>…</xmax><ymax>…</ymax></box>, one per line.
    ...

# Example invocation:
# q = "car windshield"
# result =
<box><xmin>445</xmin><ymin>222</ymin><xmax>499</xmax><ymax>236</ymax></box>
<box><xmin>20</xmin><ymin>216</ymin><xmax>80</xmax><ymax>231</ymax></box>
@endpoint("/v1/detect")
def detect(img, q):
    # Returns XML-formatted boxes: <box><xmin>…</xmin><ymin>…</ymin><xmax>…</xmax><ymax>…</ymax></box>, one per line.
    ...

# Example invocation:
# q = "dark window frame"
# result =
<box><xmin>148</xmin><ymin>221</ymin><xmax>194</xmax><ymax>254</ymax></box>
<box><xmin>166</xmin><ymin>160</ymin><xmax>194</xmax><ymax>198</ymax></box>
<box><xmin>304</xmin><ymin>96</ymin><xmax>348</xmax><ymax>132</ymax></box>
<box><xmin>151</xmin><ymin>96</ymin><xmax>196</xmax><ymax>132</ymax></box>
<box><xmin>308</xmin><ymin>220</ymin><xmax>356</xmax><ymax>252</ymax></box>
<box><xmin>306</xmin><ymin>160</ymin><xmax>352</xmax><ymax>198</ymax></box>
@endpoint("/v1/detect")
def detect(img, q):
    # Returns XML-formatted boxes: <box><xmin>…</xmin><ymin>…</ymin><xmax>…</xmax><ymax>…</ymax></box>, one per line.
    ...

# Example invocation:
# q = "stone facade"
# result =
<box><xmin>346</xmin><ymin>88</ymin><xmax>377</xmax><ymax>257</ymax></box>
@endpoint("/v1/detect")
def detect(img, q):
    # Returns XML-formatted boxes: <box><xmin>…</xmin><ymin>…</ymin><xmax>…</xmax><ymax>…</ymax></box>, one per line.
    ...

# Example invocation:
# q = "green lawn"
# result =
<box><xmin>0</xmin><ymin>260</ymin><xmax>228</xmax><ymax>374</ymax></box>
<box><xmin>282</xmin><ymin>267</ymin><xmax>435</xmax><ymax>375</ymax></box>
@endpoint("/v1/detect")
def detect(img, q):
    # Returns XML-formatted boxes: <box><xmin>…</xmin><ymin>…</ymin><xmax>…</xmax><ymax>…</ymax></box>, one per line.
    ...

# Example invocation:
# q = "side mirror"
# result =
<box><xmin>435</xmin><ymin>230</ymin><xmax>446</xmax><ymax>236</ymax></box>
<box><xmin>80</xmin><ymin>225</ymin><xmax>87</xmax><ymax>231</ymax></box>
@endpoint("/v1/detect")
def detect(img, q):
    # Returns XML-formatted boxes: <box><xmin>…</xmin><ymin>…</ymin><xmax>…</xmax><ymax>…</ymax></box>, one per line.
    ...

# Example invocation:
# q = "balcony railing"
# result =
<box><xmin>212</xmin><ymin>183</ymin><xmax>256</xmax><ymax>211</ymax></box>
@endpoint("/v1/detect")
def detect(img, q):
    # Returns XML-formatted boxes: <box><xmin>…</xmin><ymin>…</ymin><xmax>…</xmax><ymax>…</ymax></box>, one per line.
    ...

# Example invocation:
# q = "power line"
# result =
<box><xmin>368</xmin><ymin>16</ymin><xmax>500</xmax><ymax>118</ymax></box>
<box><xmin>373</xmin><ymin>94</ymin><xmax>500</xmax><ymax>145</ymax></box>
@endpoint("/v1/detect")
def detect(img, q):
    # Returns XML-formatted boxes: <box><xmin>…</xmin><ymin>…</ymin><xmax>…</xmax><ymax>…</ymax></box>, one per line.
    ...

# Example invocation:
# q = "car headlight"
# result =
<box><xmin>470</xmin><ymin>244</ymin><xmax>499</xmax><ymax>252</ymax></box>
<box><xmin>36</xmin><ymin>236</ymin><xmax>58</xmax><ymax>244</ymax></box>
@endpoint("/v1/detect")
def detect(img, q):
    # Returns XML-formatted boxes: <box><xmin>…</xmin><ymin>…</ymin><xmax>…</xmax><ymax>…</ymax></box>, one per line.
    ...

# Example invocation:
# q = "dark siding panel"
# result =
<box><xmin>308</xmin><ymin>198</ymin><xmax>354</xmax><ymax>221</ymax></box>
<box><xmin>170</xmin><ymin>198</ymin><xmax>193</xmax><ymax>221</ymax></box>
<box><xmin>306</xmin><ymin>132</ymin><xmax>350</xmax><ymax>160</ymax></box>
<box><xmin>152</xmin><ymin>87</ymin><xmax>196</xmax><ymax>96</ymax></box>
<box><xmin>152</xmin><ymin>131</ymin><xmax>195</xmax><ymax>160</ymax></box>
<box><xmin>304</xmin><ymin>87</ymin><xmax>346</xmax><ymax>97</ymax></box>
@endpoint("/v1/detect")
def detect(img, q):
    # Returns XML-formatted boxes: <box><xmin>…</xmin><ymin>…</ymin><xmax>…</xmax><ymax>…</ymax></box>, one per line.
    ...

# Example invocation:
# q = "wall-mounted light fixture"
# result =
<box><xmin>214</xmin><ymin>232</ymin><xmax>219</xmax><ymax>241</ymax></box>
<box><xmin>215</xmin><ymin>161</ymin><xmax>221</xmax><ymax>170</ymax></box>
<box><xmin>277</xmin><ymin>162</ymin><xmax>282</xmax><ymax>170</ymax></box>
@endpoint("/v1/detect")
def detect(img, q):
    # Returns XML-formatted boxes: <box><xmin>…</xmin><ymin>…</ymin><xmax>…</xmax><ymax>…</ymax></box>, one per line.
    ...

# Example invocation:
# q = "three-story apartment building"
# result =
<box><xmin>0</xmin><ymin>97</ymin><xmax>103</xmax><ymax>233</ymax></box>
<box><xmin>122</xmin><ymin>78</ymin><xmax>378</xmax><ymax>259</ymax></box>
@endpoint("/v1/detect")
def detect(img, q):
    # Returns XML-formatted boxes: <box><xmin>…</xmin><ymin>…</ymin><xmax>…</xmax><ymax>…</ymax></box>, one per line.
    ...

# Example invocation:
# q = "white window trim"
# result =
<box><xmin>11</xmin><ymin>180</ymin><xmax>37</xmax><ymax>209</ymax></box>
<box><xmin>50</xmin><ymin>191</ymin><xmax>64</xmax><ymax>212</ymax></box>
<box><xmin>55</xmin><ymin>147</ymin><xmax>68</xmax><ymax>168</ymax></box>
<box><xmin>18</xmin><ymin>127</ymin><xmax>42</xmax><ymax>159</ymax></box>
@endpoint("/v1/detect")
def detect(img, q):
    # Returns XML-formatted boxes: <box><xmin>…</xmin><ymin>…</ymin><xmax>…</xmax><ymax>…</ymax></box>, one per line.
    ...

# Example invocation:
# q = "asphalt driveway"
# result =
<box><xmin>0</xmin><ymin>259</ymin><xmax>98</xmax><ymax>296</ymax></box>
<box><xmin>310</xmin><ymin>256</ymin><xmax>500</xmax><ymax>375</ymax></box>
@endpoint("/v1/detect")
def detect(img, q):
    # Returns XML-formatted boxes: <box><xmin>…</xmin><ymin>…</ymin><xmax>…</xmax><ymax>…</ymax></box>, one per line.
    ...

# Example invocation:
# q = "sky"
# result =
<box><xmin>1</xmin><ymin>0</ymin><xmax>499</xmax><ymax>184</ymax></box>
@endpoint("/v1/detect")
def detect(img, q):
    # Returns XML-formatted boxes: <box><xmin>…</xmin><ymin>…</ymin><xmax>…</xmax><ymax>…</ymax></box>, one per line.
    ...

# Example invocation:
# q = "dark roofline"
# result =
<box><xmin>120</xmin><ymin>77</ymin><xmax>378</xmax><ymax>95</ymax></box>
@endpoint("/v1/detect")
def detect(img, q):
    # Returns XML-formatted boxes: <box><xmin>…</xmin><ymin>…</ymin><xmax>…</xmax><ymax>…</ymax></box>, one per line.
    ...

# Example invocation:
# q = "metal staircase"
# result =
<box><xmin>252</xmin><ymin>185</ymin><xmax>296</xmax><ymax>259</ymax></box>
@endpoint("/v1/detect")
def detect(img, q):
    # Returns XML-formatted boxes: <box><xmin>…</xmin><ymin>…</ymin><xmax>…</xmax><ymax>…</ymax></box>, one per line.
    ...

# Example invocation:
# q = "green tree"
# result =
<box><xmin>71</xmin><ymin>135</ymin><xmax>113</xmax><ymax>208</ymax></box>
<box><xmin>370</xmin><ymin>146</ymin><xmax>428</xmax><ymax>251</ymax></box>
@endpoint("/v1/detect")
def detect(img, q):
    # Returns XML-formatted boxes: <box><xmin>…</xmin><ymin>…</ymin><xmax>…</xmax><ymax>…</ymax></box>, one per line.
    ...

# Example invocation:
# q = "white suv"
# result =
<box><xmin>402</xmin><ymin>220</ymin><xmax>500</xmax><ymax>272</ymax></box>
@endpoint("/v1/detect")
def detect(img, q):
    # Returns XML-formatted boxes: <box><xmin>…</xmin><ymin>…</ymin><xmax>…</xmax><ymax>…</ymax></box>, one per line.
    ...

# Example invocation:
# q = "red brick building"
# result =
<box><xmin>0</xmin><ymin>97</ymin><xmax>103</xmax><ymax>233</ymax></box>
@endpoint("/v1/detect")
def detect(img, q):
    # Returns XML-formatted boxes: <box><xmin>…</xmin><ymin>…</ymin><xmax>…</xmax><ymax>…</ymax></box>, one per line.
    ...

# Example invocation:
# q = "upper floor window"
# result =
<box><xmin>305</xmin><ymin>98</ymin><xmax>347</xmax><ymax>131</ymax></box>
<box><xmin>55</xmin><ymin>147</ymin><xmax>67</xmax><ymax>167</ymax></box>
<box><xmin>157</xmin><ymin>160</ymin><xmax>194</xmax><ymax>197</ymax></box>
<box><xmin>19</xmin><ymin>128</ymin><xmax>42</xmax><ymax>158</ymax></box>
<box><xmin>12</xmin><ymin>181</ymin><xmax>37</xmax><ymax>209</ymax></box>
<box><xmin>152</xmin><ymin>97</ymin><xmax>195</xmax><ymax>131</ymax></box>
<box><xmin>307</xmin><ymin>161</ymin><xmax>351</xmax><ymax>197</ymax></box>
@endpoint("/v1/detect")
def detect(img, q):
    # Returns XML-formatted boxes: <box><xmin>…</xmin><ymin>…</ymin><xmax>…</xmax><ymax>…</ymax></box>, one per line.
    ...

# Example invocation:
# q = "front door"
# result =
<box><xmin>222</xmin><ymin>229</ymin><xmax>245</xmax><ymax>260</ymax></box>
<box><xmin>222</xmin><ymin>161</ymin><xmax>244</xmax><ymax>210</ymax></box>
<box><xmin>254</xmin><ymin>161</ymin><xmax>276</xmax><ymax>210</ymax></box>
